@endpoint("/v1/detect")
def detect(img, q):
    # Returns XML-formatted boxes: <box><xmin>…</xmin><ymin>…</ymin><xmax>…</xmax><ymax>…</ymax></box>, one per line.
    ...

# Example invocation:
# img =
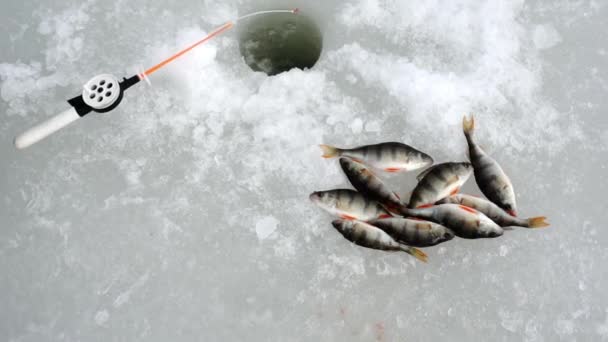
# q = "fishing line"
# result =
<box><xmin>140</xmin><ymin>9</ymin><xmax>299</xmax><ymax>80</ymax></box>
<box><xmin>14</xmin><ymin>8</ymin><xmax>299</xmax><ymax>150</ymax></box>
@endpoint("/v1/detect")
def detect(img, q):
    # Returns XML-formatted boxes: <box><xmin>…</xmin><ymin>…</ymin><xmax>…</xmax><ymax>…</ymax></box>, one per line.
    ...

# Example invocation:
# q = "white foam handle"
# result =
<box><xmin>14</xmin><ymin>108</ymin><xmax>81</xmax><ymax>149</ymax></box>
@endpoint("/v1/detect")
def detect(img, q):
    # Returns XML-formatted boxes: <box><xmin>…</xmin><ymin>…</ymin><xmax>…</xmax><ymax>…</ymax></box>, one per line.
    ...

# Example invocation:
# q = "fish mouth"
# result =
<box><xmin>331</xmin><ymin>219</ymin><xmax>344</xmax><ymax>228</ymax></box>
<box><xmin>487</xmin><ymin>230</ymin><xmax>503</xmax><ymax>238</ymax></box>
<box><xmin>424</xmin><ymin>155</ymin><xmax>434</xmax><ymax>165</ymax></box>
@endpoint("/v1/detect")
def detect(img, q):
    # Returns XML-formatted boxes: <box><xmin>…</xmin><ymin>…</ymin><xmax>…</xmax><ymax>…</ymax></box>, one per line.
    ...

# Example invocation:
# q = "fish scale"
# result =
<box><xmin>437</xmin><ymin>194</ymin><xmax>549</xmax><ymax>228</ymax></box>
<box><xmin>367</xmin><ymin>218</ymin><xmax>455</xmax><ymax>247</ymax></box>
<box><xmin>319</xmin><ymin>142</ymin><xmax>433</xmax><ymax>173</ymax></box>
<box><xmin>463</xmin><ymin>115</ymin><xmax>517</xmax><ymax>216</ymax></box>
<box><xmin>339</xmin><ymin>158</ymin><xmax>405</xmax><ymax>214</ymax></box>
<box><xmin>402</xmin><ymin>204</ymin><xmax>504</xmax><ymax>239</ymax></box>
<box><xmin>331</xmin><ymin>220</ymin><xmax>428</xmax><ymax>262</ymax></box>
<box><xmin>309</xmin><ymin>189</ymin><xmax>392</xmax><ymax>221</ymax></box>
<box><xmin>408</xmin><ymin>162</ymin><xmax>473</xmax><ymax>208</ymax></box>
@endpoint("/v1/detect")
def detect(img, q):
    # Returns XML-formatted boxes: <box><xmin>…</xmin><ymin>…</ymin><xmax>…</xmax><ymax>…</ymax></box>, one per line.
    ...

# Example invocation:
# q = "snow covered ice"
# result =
<box><xmin>1</xmin><ymin>0</ymin><xmax>607</xmax><ymax>341</ymax></box>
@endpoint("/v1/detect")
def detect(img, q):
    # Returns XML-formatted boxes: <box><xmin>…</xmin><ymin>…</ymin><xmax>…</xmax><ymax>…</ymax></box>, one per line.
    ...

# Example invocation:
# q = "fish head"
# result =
<box><xmin>503</xmin><ymin>204</ymin><xmax>517</xmax><ymax>217</ymax></box>
<box><xmin>477</xmin><ymin>217</ymin><xmax>504</xmax><ymax>238</ymax></box>
<box><xmin>309</xmin><ymin>191</ymin><xmax>338</xmax><ymax>208</ymax></box>
<box><xmin>430</xmin><ymin>225</ymin><xmax>455</xmax><ymax>243</ymax></box>
<box><xmin>454</xmin><ymin>162</ymin><xmax>474</xmax><ymax>179</ymax></box>
<box><xmin>411</xmin><ymin>152</ymin><xmax>434</xmax><ymax>171</ymax></box>
<box><xmin>421</xmin><ymin>153</ymin><xmax>434</xmax><ymax>167</ymax></box>
<box><xmin>309</xmin><ymin>191</ymin><xmax>322</xmax><ymax>203</ymax></box>
<box><xmin>331</xmin><ymin>219</ymin><xmax>353</xmax><ymax>233</ymax></box>
<box><xmin>442</xmin><ymin>228</ymin><xmax>456</xmax><ymax>241</ymax></box>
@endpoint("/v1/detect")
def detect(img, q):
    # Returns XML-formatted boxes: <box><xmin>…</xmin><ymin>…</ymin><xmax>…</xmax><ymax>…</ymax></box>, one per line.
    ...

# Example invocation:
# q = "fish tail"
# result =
<box><xmin>527</xmin><ymin>216</ymin><xmax>550</xmax><ymax>228</ymax></box>
<box><xmin>319</xmin><ymin>144</ymin><xmax>341</xmax><ymax>159</ymax></box>
<box><xmin>463</xmin><ymin>115</ymin><xmax>475</xmax><ymax>136</ymax></box>
<box><xmin>404</xmin><ymin>247</ymin><xmax>428</xmax><ymax>263</ymax></box>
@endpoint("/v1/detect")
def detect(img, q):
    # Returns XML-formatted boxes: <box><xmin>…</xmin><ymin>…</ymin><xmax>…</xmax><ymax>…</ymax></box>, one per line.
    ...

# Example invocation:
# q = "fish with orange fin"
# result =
<box><xmin>408</xmin><ymin>162</ymin><xmax>473</xmax><ymax>209</ymax></box>
<box><xmin>319</xmin><ymin>142</ymin><xmax>433</xmax><ymax>173</ymax></box>
<box><xmin>331</xmin><ymin>219</ymin><xmax>428</xmax><ymax>263</ymax></box>
<box><xmin>339</xmin><ymin>157</ymin><xmax>406</xmax><ymax>214</ymax></box>
<box><xmin>367</xmin><ymin>217</ymin><xmax>455</xmax><ymax>247</ymax></box>
<box><xmin>463</xmin><ymin>115</ymin><xmax>517</xmax><ymax>216</ymax></box>
<box><xmin>437</xmin><ymin>194</ymin><xmax>549</xmax><ymax>228</ymax></box>
<box><xmin>309</xmin><ymin>189</ymin><xmax>393</xmax><ymax>221</ymax></box>
<box><xmin>402</xmin><ymin>204</ymin><xmax>504</xmax><ymax>239</ymax></box>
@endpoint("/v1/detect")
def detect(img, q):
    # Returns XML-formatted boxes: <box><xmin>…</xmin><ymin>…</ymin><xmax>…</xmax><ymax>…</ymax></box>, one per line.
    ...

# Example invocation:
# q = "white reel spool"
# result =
<box><xmin>82</xmin><ymin>74</ymin><xmax>121</xmax><ymax>110</ymax></box>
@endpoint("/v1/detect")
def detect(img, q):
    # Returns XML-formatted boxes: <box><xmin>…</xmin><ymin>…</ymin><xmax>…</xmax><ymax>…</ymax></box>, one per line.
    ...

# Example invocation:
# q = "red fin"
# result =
<box><xmin>384</xmin><ymin>167</ymin><xmax>401</xmax><ymax>173</ymax></box>
<box><xmin>378</xmin><ymin>214</ymin><xmax>393</xmax><ymax>219</ymax></box>
<box><xmin>459</xmin><ymin>205</ymin><xmax>477</xmax><ymax>214</ymax></box>
<box><xmin>450</xmin><ymin>187</ymin><xmax>460</xmax><ymax>196</ymax></box>
<box><xmin>507</xmin><ymin>209</ymin><xmax>517</xmax><ymax>217</ymax></box>
<box><xmin>340</xmin><ymin>214</ymin><xmax>357</xmax><ymax>220</ymax></box>
<box><xmin>416</xmin><ymin>204</ymin><xmax>434</xmax><ymax>209</ymax></box>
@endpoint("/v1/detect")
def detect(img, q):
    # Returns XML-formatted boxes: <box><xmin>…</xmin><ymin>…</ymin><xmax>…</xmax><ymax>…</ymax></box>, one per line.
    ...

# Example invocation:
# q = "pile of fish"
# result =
<box><xmin>310</xmin><ymin>115</ymin><xmax>549</xmax><ymax>263</ymax></box>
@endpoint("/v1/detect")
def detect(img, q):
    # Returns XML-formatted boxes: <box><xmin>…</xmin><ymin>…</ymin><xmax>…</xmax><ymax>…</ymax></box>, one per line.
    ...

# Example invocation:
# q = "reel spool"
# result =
<box><xmin>14</xmin><ymin>74</ymin><xmax>139</xmax><ymax>149</ymax></box>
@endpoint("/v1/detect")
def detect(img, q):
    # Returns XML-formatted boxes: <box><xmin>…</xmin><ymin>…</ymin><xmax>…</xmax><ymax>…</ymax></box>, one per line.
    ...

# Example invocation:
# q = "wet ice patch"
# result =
<box><xmin>94</xmin><ymin>309</ymin><xmax>109</xmax><ymax>326</ymax></box>
<box><xmin>255</xmin><ymin>216</ymin><xmax>279</xmax><ymax>240</ymax></box>
<box><xmin>533</xmin><ymin>24</ymin><xmax>562</xmax><ymax>50</ymax></box>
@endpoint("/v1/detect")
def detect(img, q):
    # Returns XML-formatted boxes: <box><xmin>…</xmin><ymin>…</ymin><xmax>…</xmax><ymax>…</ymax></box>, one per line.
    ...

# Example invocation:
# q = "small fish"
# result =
<box><xmin>367</xmin><ymin>217</ymin><xmax>455</xmax><ymax>247</ymax></box>
<box><xmin>408</xmin><ymin>162</ymin><xmax>473</xmax><ymax>208</ymax></box>
<box><xmin>437</xmin><ymin>194</ymin><xmax>549</xmax><ymax>228</ymax></box>
<box><xmin>339</xmin><ymin>157</ymin><xmax>405</xmax><ymax>214</ymax></box>
<box><xmin>309</xmin><ymin>189</ymin><xmax>392</xmax><ymax>221</ymax></box>
<box><xmin>331</xmin><ymin>219</ymin><xmax>428</xmax><ymax>262</ymax></box>
<box><xmin>402</xmin><ymin>204</ymin><xmax>504</xmax><ymax>239</ymax></box>
<box><xmin>463</xmin><ymin>115</ymin><xmax>517</xmax><ymax>216</ymax></box>
<box><xmin>319</xmin><ymin>142</ymin><xmax>433</xmax><ymax>173</ymax></box>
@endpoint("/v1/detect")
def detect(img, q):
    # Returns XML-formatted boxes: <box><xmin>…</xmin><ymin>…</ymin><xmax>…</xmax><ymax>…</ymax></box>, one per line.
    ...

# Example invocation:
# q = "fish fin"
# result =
<box><xmin>378</xmin><ymin>214</ymin><xmax>393</xmax><ymax>219</ymax></box>
<box><xmin>339</xmin><ymin>214</ymin><xmax>357</xmax><ymax>220</ymax></box>
<box><xmin>450</xmin><ymin>187</ymin><xmax>460</xmax><ymax>196</ymax></box>
<box><xmin>384</xmin><ymin>167</ymin><xmax>401</xmax><ymax>173</ymax></box>
<box><xmin>507</xmin><ymin>209</ymin><xmax>517</xmax><ymax>217</ymax></box>
<box><xmin>527</xmin><ymin>216</ymin><xmax>549</xmax><ymax>228</ymax></box>
<box><xmin>416</xmin><ymin>165</ymin><xmax>439</xmax><ymax>181</ymax></box>
<box><xmin>458</xmin><ymin>205</ymin><xmax>477</xmax><ymax>214</ymax></box>
<box><xmin>404</xmin><ymin>247</ymin><xmax>428</xmax><ymax>263</ymax></box>
<box><xmin>463</xmin><ymin>115</ymin><xmax>475</xmax><ymax>135</ymax></box>
<box><xmin>319</xmin><ymin>144</ymin><xmax>340</xmax><ymax>158</ymax></box>
<box><xmin>416</xmin><ymin>204</ymin><xmax>434</xmax><ymax>209</ymax></box>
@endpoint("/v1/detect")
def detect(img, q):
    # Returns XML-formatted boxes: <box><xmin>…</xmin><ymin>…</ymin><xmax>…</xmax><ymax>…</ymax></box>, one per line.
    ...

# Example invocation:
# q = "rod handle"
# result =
<box><xmin>14</xmin><ymin>108</ymin><xmax>81</xmax><ymax>149</ymax></box>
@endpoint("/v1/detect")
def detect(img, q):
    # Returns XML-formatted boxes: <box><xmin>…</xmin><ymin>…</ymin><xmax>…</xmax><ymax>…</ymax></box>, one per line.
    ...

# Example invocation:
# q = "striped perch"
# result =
<box><xmin>331</xmin><ymin>219</ymin><xmax>428</xmax><ymax>262</ymax></box>
<box><xmin>319</xmin><ymin>142</ymin><xmax>433</xmax><ymax>173</ymax></box>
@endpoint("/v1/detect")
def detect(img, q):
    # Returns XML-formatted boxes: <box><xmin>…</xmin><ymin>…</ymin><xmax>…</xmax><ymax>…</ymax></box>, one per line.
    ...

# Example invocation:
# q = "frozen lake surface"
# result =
<box><xmin>1</xmin><ymin>0</ymin><xmax>607</xmax><ymax>341</ymax></box>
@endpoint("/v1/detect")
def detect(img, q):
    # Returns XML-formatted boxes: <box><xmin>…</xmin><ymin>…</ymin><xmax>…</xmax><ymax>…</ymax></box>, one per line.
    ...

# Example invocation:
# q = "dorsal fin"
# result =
<box><xmin>416</xmin><ymin>164</ymin><xmax>439</xmax><ymax>181</ymax></box>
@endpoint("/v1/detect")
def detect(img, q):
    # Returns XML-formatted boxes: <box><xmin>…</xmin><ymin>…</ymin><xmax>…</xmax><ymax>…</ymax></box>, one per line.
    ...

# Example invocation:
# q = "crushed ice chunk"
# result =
<box><xmin>255</xmin><ymin>216</ymin><xmax>279</xmax><ymax>241</ymax></box>
<box><xmin>533</xmin><ymin>24</ymin><xmax>562</xmax><ymax>50</ymax></box>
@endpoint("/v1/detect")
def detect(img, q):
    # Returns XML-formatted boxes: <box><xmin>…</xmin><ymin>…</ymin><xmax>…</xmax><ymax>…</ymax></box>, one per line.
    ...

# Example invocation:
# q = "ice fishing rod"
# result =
<box><xmin>14</xmin><ymin>8</ymin><xmax>299</xmax><ymax>150</ymax></box>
